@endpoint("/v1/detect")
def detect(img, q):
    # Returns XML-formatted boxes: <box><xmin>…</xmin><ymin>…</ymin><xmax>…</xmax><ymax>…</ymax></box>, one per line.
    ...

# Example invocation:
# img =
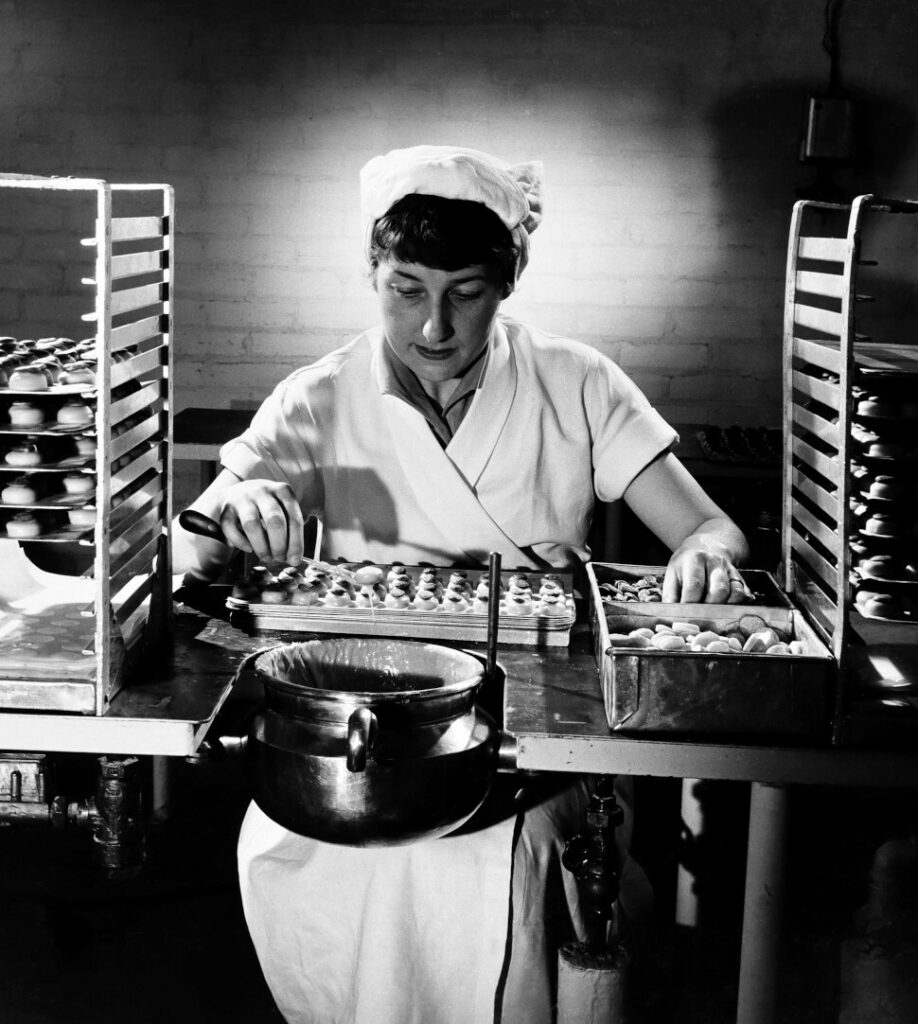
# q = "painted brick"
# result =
<box><xmin>573</xmin><ymin>246</ymin><xmax>673</xmax><ymax>280</ymax></box>
<box><xmin>173</xmin><ymin>331</ymin><xmax>249</xmax><ymax>360</ymax></box>
<box><xmin>0</xmin><ymin>233</ymin><xmax>23</xmax><ymax>261</ymax></box>
<box><xmin>1</xmin><ymin>0</ymin><xmax>917</xmax><ymax>430</ymax></box>
<box><xmin>669</xmin><ymin>373</ymin><xmax>771</xmax><ymax>404</ymax></box>
<box><xmin>664</xmin><ymin>402</ymin><xmax>781</xmax><ymax>428</ymax></box>
<box><xmin>667</xmin><ymin>308</ymin><xmax>767</xmax><ymax>341</ymax></box>
<box><xmin>203</xmin><ymin>299</ymin><xmax>298</xmax><ymax>332</ymax></box>
<box><xmin>626</xmin><ymin>373</ymin><xmax>671</xmax><ymax>405</ymax></box>
<box><xmin>619</xmin><ymin>342</ymin><xmax>710</xmax><ymax>373</ymax></box>
<box><xmin>19</xmin><ymin>293</ymin><xmax>88</xmax><ymax>332</ymax></box>
<box><xmin>0</xmin><ymin>290</ymin><xmax>21</xmax><ymax>321</ymax></box>
<box><xmin>710</xmin><ymin>341</ymin><xmax>783</xmax><ymax>376</ymax></box>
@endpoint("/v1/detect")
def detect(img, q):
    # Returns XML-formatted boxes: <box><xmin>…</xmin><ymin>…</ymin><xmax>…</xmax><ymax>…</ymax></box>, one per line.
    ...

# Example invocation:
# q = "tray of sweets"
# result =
<box><xmin>226</xmin><ymin>562</ymin><xmax>576</xmax><ymax>646</ymax></box>
<box><xmin>587</xmin><ymin>562</ymin><xmax>834</xmax><ymax>736</ymax></box>
<box><xmin>589</xmin><ymin>562</ymin><xmax>792</xmax><ymax>612</ymax></box>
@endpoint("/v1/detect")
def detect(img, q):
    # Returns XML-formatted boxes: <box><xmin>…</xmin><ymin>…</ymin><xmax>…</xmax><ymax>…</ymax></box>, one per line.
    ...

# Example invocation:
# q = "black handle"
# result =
<box><xmin>178</xmin><ymin>509</ymin><xmax>229</xmax><ymax>546</ymax></box>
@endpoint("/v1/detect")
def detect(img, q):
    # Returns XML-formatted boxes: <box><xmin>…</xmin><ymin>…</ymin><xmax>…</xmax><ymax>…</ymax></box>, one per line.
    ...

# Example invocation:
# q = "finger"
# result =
<box><xmin>705</xmin><ymin>564</ymin><xmax>732</xmax><ymax>604</ymax></box>
<box><xmin>282</xmin><ymin>495</ymin><xmax>306</xmax><ymax>566</ymax></box>
<box><xmin>661</xmin><ymin>563</ymin><xmax>681</xmax><ymax>603</ymax></box>
<box><xmin>221</xmin><ymin>501</ymin><xmax>275</xmax><ymax>560</ymax></box>
<box><xmin>679</xmin><ymin>567</ymin><xmax>708</xmax><ymax>603</ymax></box>
<box><xmin>252</xmin><ymin>494</ymin><xmax>294</xmax><ymax>564</ymax></box>
<box><xmin>726</xmin><ymin>572</ymin><xmax>754</xmax><ymax>605</ymax></box>
<box><xmin>664</xmin><ymin>559</ymin><xmax>707</xmax><ymax>603</ymax></box>
<box><xmin>219</xmin><ymin>505</ymin><xmax>259</xmax><ymax>557</ymax></box>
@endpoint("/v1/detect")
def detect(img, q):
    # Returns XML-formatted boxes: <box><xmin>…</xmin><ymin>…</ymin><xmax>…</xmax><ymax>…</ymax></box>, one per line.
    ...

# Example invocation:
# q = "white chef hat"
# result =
<box><xmin>360</xmin><ymin>145</ymin><xmax>544</xmax><ymax>285</ymax></box>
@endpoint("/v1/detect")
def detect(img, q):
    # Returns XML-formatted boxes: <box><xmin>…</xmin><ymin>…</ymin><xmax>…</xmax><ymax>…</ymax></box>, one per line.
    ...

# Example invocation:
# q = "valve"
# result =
<box><xmin>561</xmin><ymin>774</ymin><xmax>624</xmax><ymax>953</ymax></box>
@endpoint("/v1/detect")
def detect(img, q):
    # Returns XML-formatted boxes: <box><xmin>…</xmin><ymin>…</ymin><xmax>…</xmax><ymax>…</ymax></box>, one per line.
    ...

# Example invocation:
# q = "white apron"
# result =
<box><xmin>239</xmin><ymin>777</ymin><xmax>632</xmax><ymax>1024</ymax></box>
<box><xmin>237</xmin><ymin>360</ymin><xmax>557</xmax><ymax>1023</ymax></box>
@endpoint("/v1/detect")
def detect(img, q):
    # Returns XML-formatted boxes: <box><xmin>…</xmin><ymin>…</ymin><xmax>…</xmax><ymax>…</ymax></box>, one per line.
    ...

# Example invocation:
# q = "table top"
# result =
<box><xmin>2</xmin><ymin>591</ymin><xmax>918</xmax><ymax>785</ymax></box>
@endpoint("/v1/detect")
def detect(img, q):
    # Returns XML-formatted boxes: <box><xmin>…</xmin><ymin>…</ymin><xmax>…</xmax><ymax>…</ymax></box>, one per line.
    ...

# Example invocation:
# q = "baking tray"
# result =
<box><xmin>587</xmin><ymin>562</ymin><xmax>834</xmax><ymax>737</ymax></box>
<box><xmin>228</xmin><ymin>564</ymin><xmax>576</xmax><ymax>647</ymax></box>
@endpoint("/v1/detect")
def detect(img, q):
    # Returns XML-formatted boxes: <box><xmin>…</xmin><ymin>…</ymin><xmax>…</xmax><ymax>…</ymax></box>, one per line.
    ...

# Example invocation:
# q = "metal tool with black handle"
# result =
<box><xmin>177</xmin><ymin>508</ymin><xmax>353</xmax><ymax>582</ymax></box>
<box><xmin>178</xmin><ymin>508</ymin><xmax>230</xmax><ymax>546</ymax></box>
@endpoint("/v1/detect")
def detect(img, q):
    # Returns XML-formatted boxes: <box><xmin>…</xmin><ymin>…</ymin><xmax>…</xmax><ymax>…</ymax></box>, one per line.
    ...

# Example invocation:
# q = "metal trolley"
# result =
<box><xmin>782</xmin><ymin>192</ymin><xmax>918</xmax><ymax>741</ymax></box>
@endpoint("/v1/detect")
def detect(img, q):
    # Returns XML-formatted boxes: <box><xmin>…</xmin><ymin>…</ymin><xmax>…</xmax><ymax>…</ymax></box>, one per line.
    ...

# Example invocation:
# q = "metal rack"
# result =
<box><xmin>781</xmin><ymin>193</ymin><xmax>918</xmax><ymax>737</ymax></box>
<box><xmin>0</xmin><ymin>176</ymin><xmax>174</xmax><ymax>715</ymax></box>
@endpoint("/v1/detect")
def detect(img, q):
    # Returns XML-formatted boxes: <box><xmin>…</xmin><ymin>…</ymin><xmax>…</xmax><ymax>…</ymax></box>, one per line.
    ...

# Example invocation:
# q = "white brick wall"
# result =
<box><xmin>2</xmin><ymin>0</ymin><xmax>917</xmax><ymax>459</ymax></box>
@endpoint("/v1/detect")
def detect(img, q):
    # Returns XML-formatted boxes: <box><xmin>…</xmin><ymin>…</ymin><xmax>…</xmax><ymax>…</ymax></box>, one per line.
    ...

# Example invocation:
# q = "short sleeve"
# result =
<box><xmin>587</xmin><ymin>351</ymin><xmax>679</xmax><ymax>502</ymax></box>
<box><xmin>218</xmin><ymin>374</ymin><xmax>323</xmax><ymax>510</ymax></box>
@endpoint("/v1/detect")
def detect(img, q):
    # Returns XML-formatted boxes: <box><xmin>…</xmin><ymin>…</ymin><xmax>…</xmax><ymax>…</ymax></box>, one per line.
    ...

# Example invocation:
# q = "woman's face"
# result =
<box><xmin>375</xmin><ymin>258</ymin><xmax>506</xmax><ymax>389</ymax></box>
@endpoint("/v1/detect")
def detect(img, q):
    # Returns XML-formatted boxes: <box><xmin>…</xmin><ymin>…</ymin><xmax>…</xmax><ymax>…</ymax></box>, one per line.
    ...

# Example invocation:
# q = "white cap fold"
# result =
<box><xmin>360</xmin><ymin>145</ymin><xmax>544</xmax><ymax>283</ymax></box>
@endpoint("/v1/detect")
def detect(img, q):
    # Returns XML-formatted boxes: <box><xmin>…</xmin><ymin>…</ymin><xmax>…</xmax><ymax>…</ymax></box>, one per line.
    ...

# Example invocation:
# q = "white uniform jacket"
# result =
<box><xmin>220</xmin><ymin>316</ymin><xmax>677</xmax><ymax>570</ymax></box>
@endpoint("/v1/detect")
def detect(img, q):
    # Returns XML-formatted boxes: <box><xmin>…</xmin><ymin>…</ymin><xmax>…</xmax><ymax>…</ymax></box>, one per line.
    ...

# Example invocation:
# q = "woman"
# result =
<box><xmin>173</xmin><ymin>144</ymin><xmax>749</xmax><ymax>1024</ymax></box>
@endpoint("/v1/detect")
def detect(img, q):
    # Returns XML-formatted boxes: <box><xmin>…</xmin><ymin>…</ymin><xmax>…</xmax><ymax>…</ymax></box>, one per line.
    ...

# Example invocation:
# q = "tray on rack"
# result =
<box><xmin>0</xmin><ymin>384</ymin><xmax>97</xmax><ymax>397</ymax></box>
<box><xmin>0</xmin><ymin>421</ymin><xmax>91</xmax><ymax>435</ymax></box>
<box><xmin>0</xmin><ymin>457</ymin><xmax>94</xmax><ymax>473</ymax></box>
<box><xmin>854</xmin><ymin>343</ymin><xmax>918</xmax><ymax>376</ymax></box>
<box><xmin>227</xmin><ymin>563</ymin><xmax>576</xmax><ymax>646</ymax></box>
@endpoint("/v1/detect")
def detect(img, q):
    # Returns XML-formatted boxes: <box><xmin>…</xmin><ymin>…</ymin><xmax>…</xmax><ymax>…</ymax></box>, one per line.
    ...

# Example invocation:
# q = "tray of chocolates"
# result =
<box><xmin>225</xmin><ymin>562</ymin><xmax>576</xmax><ymax>646</ymax></box>
<box><xmin>0</xmin><ymin>335</ymin><xmax>98</xmax><ymax>395</ymax></box>
<box><xmin>586</xmin><ymin>562</ymin><xmax>833</xmax><ymax>736</ymax></box>
<box><xmin>590</xmin><ymin>562</ymin><xmax>792</xmax><ymax>615</ymax></box>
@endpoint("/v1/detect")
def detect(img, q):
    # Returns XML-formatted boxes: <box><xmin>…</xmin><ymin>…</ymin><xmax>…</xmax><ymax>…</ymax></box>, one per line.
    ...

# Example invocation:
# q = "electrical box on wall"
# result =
<box><xmin>800</xmin><ymin>95</ymin><xmax>855</xmax><ymax>163</ymax></box>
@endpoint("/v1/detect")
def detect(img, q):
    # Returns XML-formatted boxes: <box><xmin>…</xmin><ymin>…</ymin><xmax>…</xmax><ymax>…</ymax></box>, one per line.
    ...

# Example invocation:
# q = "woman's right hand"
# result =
<box><xmin>213</xmin><ymin>478</ymin><xmax>305</xmax><ymax>567</ymax></box>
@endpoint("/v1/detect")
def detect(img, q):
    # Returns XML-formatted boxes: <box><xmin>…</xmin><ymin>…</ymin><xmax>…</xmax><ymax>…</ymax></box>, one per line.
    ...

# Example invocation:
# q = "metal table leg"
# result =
<box><xmin>151</xmin><ymin>754</ymin><xmax>172</xmax><ymax>823</ymax></box>
<box><xmin>736</xmin><ymin>782</ymin><xmax>788</xmax><ymax>1024</ymax></box>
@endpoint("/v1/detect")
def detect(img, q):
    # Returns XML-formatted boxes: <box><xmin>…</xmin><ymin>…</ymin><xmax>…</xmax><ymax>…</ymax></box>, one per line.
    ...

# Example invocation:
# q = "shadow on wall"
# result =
<box><xmin>701</xmin><ymin>81</ymin><xmax>918</xmax><ymax>411</ymax></box>
<box><xmin>850</xmin><ymin>89</ymin><xmax>917</xmax><ymax>195</ymax></box>
<box><xmin>707</xmin><ymin>80</ymin><xmax>917</xmax><ymax>217</ymax></box>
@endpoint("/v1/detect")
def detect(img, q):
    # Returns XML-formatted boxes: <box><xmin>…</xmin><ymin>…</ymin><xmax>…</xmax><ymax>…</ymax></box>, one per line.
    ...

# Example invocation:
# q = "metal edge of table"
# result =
<box><xmin>0</xmin><ymin>613</ymin><xmax>245</xmax><ymax>757</ymax></box>
<box><xmin>500</xmin><ymin>649</ymin><xmax>918</xmax><ymax>787</ymax></box>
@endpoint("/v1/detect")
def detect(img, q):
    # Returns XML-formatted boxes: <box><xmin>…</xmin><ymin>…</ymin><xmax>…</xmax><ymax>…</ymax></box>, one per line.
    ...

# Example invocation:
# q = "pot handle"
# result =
<box><xmin>346</xmin><ymin>707</ymin><xmax>378</xmax><ymax>773</ymax></box>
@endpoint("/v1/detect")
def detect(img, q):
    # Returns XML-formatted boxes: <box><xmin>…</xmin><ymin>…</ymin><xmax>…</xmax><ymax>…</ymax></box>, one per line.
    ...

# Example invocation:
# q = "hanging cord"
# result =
<box><xmin>822</xmin><ymin>0</ymin><xmax>846</xmax><ymax>94</ymax></box>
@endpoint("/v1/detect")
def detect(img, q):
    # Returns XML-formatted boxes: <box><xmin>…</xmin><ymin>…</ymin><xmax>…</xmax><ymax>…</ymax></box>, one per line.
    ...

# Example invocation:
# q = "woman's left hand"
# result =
<box><xmin>662</xmin><ymin>537</ymin><xmax>753</xmax><ymax>604</ymax></box>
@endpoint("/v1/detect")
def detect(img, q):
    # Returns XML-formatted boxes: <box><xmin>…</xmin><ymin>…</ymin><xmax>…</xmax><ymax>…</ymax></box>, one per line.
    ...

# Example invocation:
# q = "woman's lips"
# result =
<box><xmin>414</xmin><ymin>345</ymin><xmax>454</xmax><ymax>361</ymax></box>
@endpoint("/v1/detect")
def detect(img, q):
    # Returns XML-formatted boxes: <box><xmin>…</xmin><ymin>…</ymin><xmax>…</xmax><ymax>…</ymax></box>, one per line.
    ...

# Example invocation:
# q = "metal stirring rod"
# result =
<box><xmin>486</xmin><ymin>551</ymin><xmax>501</xmax><ymax>682</ymax></box>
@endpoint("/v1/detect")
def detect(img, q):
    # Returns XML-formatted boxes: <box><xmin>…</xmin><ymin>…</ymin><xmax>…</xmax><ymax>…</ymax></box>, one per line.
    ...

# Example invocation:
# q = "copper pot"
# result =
<box><xmin>247</xmin><ymin>638</ymin><xmax>505</xmax><ymax>846</ymax></box>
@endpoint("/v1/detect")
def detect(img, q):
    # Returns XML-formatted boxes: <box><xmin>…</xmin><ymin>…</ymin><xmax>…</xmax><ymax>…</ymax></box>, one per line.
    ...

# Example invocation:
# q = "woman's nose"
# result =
<box><xmin>422</xmin><ymin>300</ymin><xmax>453</xmax><ymax>344</ymax></box>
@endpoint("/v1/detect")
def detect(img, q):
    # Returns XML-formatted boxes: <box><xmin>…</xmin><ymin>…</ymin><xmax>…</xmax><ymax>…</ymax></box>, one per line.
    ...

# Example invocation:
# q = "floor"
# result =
<box><xmin>1</xmin><ymin>745</ymin><xmax>916</xmax><ymax>1024</ymax></box>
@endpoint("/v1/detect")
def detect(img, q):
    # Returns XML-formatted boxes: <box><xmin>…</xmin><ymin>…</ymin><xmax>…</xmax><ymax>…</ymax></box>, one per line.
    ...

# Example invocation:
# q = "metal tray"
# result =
<box><xmin>228</xmin><ymin>565</ymin><xmax>576</xmax><ymax>647</ymax></box>
<box><xmin>587</xmin><ymin>562</ymin><xmax>835</xmax><ymax>738</ymax></box>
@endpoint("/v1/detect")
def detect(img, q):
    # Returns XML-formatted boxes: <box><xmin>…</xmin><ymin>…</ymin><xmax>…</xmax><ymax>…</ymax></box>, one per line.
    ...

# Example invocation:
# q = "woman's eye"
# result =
<box><xmin>452</xmin><ymin>291</ymin><xmax>483</xmax><ymax>302</ymax></box>
<box><xmin>392</xmin><ymin>287</ymin><xmax>421</xmax><ymax>299</ymax></box>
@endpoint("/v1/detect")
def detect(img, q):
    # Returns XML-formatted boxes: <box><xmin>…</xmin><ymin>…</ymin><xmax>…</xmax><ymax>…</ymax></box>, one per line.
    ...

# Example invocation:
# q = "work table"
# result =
<box><xmin>2</xmin><ymin>594</ymin><xmax>916</xmax><ymax>777</ymax></box>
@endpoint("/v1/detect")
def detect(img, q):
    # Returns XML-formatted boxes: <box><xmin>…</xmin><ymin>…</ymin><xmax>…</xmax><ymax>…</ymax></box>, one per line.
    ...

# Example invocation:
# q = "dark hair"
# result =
<box><xmin>369</xmin><ymin>194</ymin><xmax>517</xmax><ymax>289</ymax></box>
